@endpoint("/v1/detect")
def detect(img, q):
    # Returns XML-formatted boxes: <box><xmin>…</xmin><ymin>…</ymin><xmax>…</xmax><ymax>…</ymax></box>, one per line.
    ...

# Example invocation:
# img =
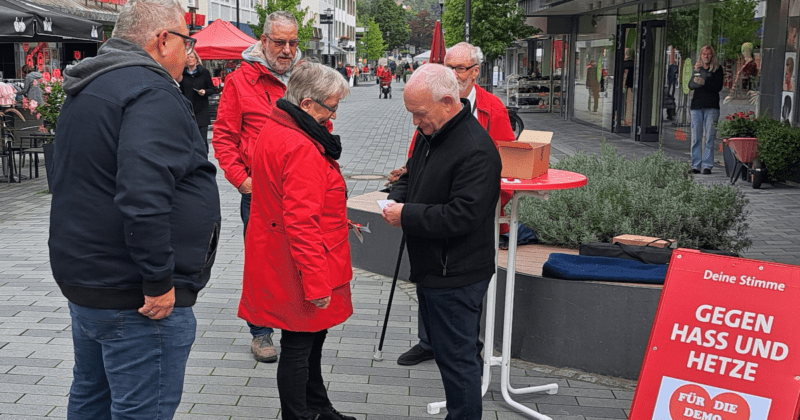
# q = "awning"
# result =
<box><xmin>0</xmin><ymin>0</ymin><xmax>103</xmax><ymax>42</ymax></box>
<box><xmin>0</xmin><ymin>3</ymin><xmax>36</xmax><ymax>37</ymax></box>
<box><xmin>322</xmin><ymin>44</ymin><xmax>347</xmax><ymax>54</ymax></box>
<box><xmin>193</xmin><ymin>19</ymin><xmax>256</xmax><ymax>60</ymax></box>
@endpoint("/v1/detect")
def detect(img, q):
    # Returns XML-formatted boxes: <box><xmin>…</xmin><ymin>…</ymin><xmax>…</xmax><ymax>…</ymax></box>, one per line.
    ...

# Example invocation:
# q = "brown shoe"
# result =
<box><xmin>251</xmin><ymin>334</ymin><xmax>278</xmax><ymax>363</ymax></box>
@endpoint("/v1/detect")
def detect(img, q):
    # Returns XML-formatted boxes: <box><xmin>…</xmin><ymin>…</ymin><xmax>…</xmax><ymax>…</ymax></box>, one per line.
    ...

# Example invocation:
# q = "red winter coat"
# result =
<box><xmin>212</xmin><ymin>61</ymin><xmax>287</xmax><ymax>189</ymax></box>
<box><xmin>238</xmin><ymin>105</ymin><xmax>353</xmax><ymax>332</ymax></box>
<box><xmin>377</xmin><ymin>66</ymin><xmax>392</xmax><ymax>85</ymax></box>
<box><xmin>407</xmin><ymin>85</ymin><xmax>516</xmax><ymax>233</ymax></box>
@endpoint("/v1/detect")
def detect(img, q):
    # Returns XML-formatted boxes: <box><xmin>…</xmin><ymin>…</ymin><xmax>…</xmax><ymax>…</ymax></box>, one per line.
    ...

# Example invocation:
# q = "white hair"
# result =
<box><xmin>407</xmin><ymin>63</ymin><xmax>459</xmax><ymax>102</ymax></box>
<box><xmin>263</xmin><ymin>11</ymin><xmax>298</xmax><ymax>36</ymax></box>
<box><xmin>284</xmin><ymin>61</ymin><xmax>350</xmax><ymax>105</ymax></box>
<box><xmin>447</xmin><ymin>42</ymin><xmax>483</xmax><ymax>66</ymax></box>
<box><xmin>112</xmin><ymin>0</ymin><xmax>185</xmax><ymax>47</ymax></box>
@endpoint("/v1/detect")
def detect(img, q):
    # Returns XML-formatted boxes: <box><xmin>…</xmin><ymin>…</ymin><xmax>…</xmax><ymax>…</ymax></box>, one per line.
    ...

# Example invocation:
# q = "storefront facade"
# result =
<box><xmin>515</xmin><ymin>0</ymin><xmax>787</xmax><ymax>145</ymax></box>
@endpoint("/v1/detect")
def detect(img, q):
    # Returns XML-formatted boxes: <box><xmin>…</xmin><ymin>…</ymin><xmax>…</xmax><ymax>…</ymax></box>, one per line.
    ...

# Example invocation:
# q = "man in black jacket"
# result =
<box><xmin>382</xmin><ymin>64</ymin><xmax>501</xmax><ymax>419</ymax></box>
<box><xmin>49</xmin><ymin>1</ymin><xmax>220</xmax><ymax>418</ymax></box>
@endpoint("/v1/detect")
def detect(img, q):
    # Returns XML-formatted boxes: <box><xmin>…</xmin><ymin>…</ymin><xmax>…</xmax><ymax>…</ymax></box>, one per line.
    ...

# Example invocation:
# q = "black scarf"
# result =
<box><xmin>277</xmin><ymin>98</ymin><xmax>342</xmax><ymax>160</ymax></box>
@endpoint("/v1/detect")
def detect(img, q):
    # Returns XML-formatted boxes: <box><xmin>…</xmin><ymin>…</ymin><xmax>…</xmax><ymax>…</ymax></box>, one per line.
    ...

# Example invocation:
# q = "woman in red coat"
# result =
<box><xmin>239</xmin><ymin>61</ymin><xmax>355</xmax><ymax>420</ymax></box>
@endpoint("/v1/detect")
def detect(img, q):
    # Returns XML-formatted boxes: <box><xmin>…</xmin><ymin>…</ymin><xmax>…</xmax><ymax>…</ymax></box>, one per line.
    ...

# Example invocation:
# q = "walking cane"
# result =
<box><xmin>373</xmin><ymin>235</ymin><xmax>406</xmax><ymax>361</ymax></box>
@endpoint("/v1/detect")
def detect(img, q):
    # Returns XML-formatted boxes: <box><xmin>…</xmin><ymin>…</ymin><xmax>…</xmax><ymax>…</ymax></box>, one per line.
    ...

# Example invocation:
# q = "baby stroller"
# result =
<box><xmin>377</xmin><ymin>66</ymin><xmax>392</xmax><ymax>99</ymax></box>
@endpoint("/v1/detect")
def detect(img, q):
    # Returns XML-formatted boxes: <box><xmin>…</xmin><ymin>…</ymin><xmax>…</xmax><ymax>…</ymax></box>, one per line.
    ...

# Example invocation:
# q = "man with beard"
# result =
<box><xmin>395</xmin><ymin>41</ymin><xmax>517</xmax><ymax>367</ymax></box>
<box><xmin>212</xmin><ymin>10</ymin><xmax>300</xmax><ymax>364</ymax></box>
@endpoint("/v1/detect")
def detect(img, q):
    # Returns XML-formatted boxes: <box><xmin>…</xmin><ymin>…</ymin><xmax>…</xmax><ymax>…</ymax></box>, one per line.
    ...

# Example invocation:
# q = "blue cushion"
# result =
<box><xmin>542</xmin><ymin>253</ymin><xmax>667</xmax><ymax>284</ymax></box>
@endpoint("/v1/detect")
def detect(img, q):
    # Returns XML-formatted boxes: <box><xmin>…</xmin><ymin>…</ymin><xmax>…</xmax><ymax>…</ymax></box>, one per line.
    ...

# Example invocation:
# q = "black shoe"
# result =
<box><xmin>314</xmin><ymin>407</ymin><xmax>356</xmax><ymax>420</ymax></box>
<box><xmin>702</xmin><ymin>168</ymin><xmax>712</xmax><ymax>175</ymax></box>
<box><xmin>397</xmin><ymin>344</ymin><xmax>434</xmax><ymax>366</ymax></box>
<box><xmin>689</xmin><ymin>168</ymin><xmax>701</xmax><ymax>174</ymax></box>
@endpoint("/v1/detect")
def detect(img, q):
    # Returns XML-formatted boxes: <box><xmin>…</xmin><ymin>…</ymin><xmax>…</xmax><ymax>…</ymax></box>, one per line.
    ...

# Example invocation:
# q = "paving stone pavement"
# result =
<box><xmin>1</xmin><ymin>80</ymin><xmax>798</xmax><ymax>419</ymax></box>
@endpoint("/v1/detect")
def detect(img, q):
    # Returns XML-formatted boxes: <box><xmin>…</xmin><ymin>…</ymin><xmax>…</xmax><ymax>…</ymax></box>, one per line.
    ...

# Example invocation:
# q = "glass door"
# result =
<box><xmin>635</xmin><ymin>20</ymin><xmax>667</xmax><ymax>142</ymax></box>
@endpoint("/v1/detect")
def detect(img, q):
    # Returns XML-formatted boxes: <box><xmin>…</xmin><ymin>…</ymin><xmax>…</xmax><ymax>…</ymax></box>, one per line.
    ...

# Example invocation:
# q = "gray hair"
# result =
<box><xmin>263</xmin><ymin>11</ymin><xmax>298</xmax><ymax>37</ymax></box>
<box><xmin>447</xmin><ymin>42</ymin><xmax>483</xmax><ymax>66</ymax></box>
<box><xmin>112</xmin><ymin>0</ymin><xmax>185</xmax><ymax>47</ymax></box>
<box><xmin>284</xmin><ymin>61</ymin><xmax>350</xmax><ymax>105</ymax></box>
<box><xmin>407</xmin><ymin>64</ymin><xmax>459</xmax><ymax>102</ymax></box>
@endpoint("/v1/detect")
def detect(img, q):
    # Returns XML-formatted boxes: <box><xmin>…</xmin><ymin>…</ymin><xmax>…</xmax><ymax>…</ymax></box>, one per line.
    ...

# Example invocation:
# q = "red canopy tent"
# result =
<box><xmin>193</xmin><ymin>19</ymin><xmax>257</xmax><ymax>60</ymax></box>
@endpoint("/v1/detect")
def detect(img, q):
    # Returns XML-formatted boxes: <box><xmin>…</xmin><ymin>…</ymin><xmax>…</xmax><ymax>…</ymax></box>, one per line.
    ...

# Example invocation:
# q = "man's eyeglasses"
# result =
<box><xmin>447</xmin><ymin>64</ymin><xmax>478</xmax><ymax>74</ymax></box>
<box><xmin>313</xmin><ymin>98</ymin><xmax>338</xmax><ymax>114</ymax></box>
<box><xmin>165</xmin><ymin>30</ymin><xmax>197</xmax><ymax>54</ymax></box>
<box><xmin>266</xmin><ymin>35</ymin><xmax>301</xmax><ymax>48</ymax></box>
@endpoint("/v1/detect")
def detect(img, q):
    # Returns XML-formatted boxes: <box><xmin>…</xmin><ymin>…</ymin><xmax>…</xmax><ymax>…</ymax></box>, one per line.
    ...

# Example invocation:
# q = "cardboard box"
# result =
<box><xmin>498</xmin><ymin>130</ymin><xmax>552</xmax><ymax>179</ymax></box>
<box><xmin>612</xmin><ymin>235</ymin><xmax>677</xmax><ymax>249</ymax></box>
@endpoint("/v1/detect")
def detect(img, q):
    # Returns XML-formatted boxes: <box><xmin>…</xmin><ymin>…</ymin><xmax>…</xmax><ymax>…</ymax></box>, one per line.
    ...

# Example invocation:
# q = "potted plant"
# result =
<box><xmin>22</xmin><ymin>75</ymin><xmax>65</xmax><ymax>184</ymax></box>
<box><xmin>715</xmin><ymin>111</ymin><xmax>758</xmax><ymax>180</ymax></box>
<box><xmin>752</xmin><ymin>117</ymin><xmax>800</xmax><ymax>186</ymax></box>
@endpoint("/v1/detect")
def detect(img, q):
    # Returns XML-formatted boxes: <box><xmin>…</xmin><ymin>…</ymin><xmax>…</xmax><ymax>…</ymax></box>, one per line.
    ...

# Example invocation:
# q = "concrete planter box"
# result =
<box><xmin>347</xmin><ymin>191</ymin><xmax>661</xmax><ymax>380</ymax></box>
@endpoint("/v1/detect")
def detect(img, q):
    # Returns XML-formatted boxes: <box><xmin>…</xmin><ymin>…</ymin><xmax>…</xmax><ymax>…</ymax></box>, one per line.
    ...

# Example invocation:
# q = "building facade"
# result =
<box><xmin>512</xmin><ymin>0</ymin><xmax>787</xmax><ymax>147</ymax></box>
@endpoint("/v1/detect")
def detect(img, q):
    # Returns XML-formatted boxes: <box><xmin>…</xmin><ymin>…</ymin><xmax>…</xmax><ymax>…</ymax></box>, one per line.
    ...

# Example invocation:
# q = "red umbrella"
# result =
<box><xmin>429</xmin><ymin>20</ymin><xmax>446</xmax><ymax>64</ymax></box>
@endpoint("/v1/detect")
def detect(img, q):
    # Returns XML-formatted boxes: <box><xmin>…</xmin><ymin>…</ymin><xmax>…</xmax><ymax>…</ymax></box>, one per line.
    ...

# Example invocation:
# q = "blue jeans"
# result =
<box><xmin>68</xmin><ymin>302</ymin><xmax>196</xmax><ymax>420</ymax></box>
<box><xmin>241</xmin><ymin>192</ymin><xmax>274</xmax><ymax>338</ymax></box>
<box><xmin>418</xmin><ymin>278</ymin><xmax>491</xmax><ymax>420</ymax></box>
<box><xmin>690</xmin><ymin>108</ymin><xmax>720</xmax><ymax>170</ymax></box>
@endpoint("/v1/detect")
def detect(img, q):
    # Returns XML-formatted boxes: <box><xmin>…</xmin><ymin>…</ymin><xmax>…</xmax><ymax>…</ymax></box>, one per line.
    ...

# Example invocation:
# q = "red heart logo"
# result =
<box><xmin>669</xmin><ymin>384</ymin><xmax>750</xmax><ymax>420</ymax></box>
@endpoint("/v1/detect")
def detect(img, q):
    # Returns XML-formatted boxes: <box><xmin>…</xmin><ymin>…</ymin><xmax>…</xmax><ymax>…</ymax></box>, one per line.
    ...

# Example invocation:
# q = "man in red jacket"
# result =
<box><xmin>396</xmin><ymin>41</ymin><xmax>517</xmax><ymax>367</ymax></box>
<box><xmin>212</xmin><ymin>10</ymin><xmax>300</xmax><ymax>364</ymax></box>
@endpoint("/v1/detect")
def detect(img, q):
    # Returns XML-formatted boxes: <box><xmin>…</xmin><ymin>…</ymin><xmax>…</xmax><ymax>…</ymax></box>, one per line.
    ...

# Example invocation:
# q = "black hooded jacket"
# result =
<box><xmin>49</xmin><ymin>38</ymin><xmax>221</xmax><ymax>309</ymax></box>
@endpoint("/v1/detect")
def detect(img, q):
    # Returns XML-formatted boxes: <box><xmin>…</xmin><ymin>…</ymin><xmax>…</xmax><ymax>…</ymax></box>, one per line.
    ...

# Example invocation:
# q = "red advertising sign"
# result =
<box><xmin>630</xmin><ymin>249</ymin><xmax>800</xmax><ymax>419</ymax></box>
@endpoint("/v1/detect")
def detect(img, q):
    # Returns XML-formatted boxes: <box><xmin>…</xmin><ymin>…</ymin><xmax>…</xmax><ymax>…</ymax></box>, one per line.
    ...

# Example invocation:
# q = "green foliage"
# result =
<box><xmin>442</xmin><ymin>0</ymin><xmax>537</xmax><ymax>62</ymax></box>
<box><xmin>517</xmin><ymin>143</ymin><xmax>752</xmax><ymax>253</ymax></box>
<box><xmin>374</xmin><ymin>0</ymin><xmax>410</xmax><ymax>49</ymax></box>
<box><xmin>715</xmin><ymin>111</ymin><xmax>758</xmax><ymax>138</ymax></box>
<box><xmin>752</xmin><ymin>118</ymin><xmax>800</xmax><ymax>183</ymax></box>
<box><xmin>357</xmin><ymin>18</ymin><xmax>386</xmax><ymax>60</ymax></box>
<box><xmin>715</xmin><ymin>0</ymin><xmax>761</xmax><ymax>61</ymax></box>
<box><xmin>251</xmin><ymin>0</ymin><xmax>316</xmax><ymax>52</ymax></box>
<box><xmin>665</xmin><ymin>0</ymin><xmax>760</xmax><ymax>62</ymax></box>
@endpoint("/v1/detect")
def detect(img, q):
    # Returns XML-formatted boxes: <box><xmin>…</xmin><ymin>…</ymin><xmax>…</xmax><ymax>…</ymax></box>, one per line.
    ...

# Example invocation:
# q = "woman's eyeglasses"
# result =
<box><xmin>313</xmin><ymin>99</ymin><xmax>338</xmax><ymax>114</ymax></box>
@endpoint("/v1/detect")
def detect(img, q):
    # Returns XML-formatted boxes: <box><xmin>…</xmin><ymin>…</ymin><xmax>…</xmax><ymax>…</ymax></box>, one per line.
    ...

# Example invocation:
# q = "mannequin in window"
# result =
<box><xmin>586</xmin><ymin>59</ymin><xmax>600</xmax><ymax>112</ymax></box>
<box><xmin>725</xmin><ymin>42</ymin><xmax>758</xmax><ymax>102</ymax></box>
<box><xmin>667</xmin><ymin>47</ymin><xmax>679</xmax><ymax>97</ymax></box>
<box><xmin>784</xmin><ymin>56</ymin><xmax>795</xmax><ymax>92</ymax></box>
<box><xmin>622</xmin><ymin>48</ymin><xmax>635</xmax><ymax>125</ymax></box>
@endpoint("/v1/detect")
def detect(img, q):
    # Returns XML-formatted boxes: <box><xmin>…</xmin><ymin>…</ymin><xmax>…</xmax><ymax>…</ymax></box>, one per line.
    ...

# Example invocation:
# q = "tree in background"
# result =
<box><xmin>408</xmin><ymin>9</ymin><xmax>435</xmax><ymax>51</ymax></box>
<box><xmin>250</xmin><ymin>0</ymin><xmax>316</xmax><ymax>52</ymax></box>
<box><xmin>374</xmin><ymin>0</ymin><xmax>411</xmax><ymax>51</ymax></box>
<box><xmin>442</xmin><ymin>0</ymin><xmax>536</xmax><ymax>61</ymax></box>
<box><xmin>357</xmin><ymin>18</ymin><xmax>387</xmax><ymax>61</ymax></box>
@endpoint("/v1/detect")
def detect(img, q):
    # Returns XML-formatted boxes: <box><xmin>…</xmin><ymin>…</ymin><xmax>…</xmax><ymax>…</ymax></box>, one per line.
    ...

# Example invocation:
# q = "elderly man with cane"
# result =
<box><xmin>382</xmin><ymin>64</ymin><xmax>502</xmax><ymax>419</ymax></box>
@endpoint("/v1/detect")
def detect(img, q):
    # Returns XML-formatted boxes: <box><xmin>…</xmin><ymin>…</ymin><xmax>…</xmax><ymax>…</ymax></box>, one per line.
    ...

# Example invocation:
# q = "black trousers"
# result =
<box><xmin>277</xmin><ymin>330</ymin><xmax>332</xmax><ymax>420</ymax></box>
<box><xmin>418</xmin><ymin>279</ymin><xmax>491</xmax><ymax>420</ymax></box>
<box><xmin>198</xmin><ymin>125</ymin><xmax>209</xmax><ymax>153</ymax></box>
